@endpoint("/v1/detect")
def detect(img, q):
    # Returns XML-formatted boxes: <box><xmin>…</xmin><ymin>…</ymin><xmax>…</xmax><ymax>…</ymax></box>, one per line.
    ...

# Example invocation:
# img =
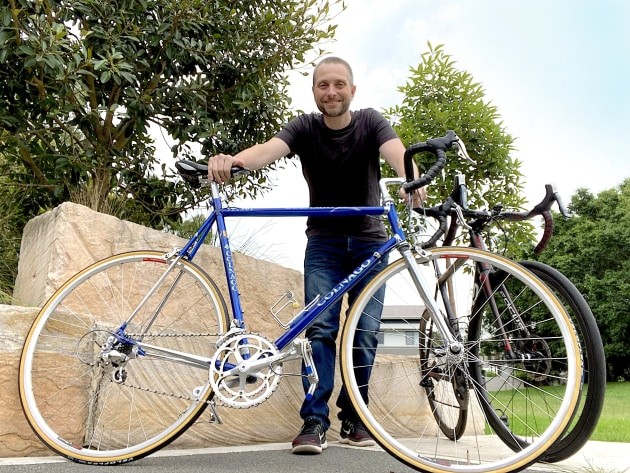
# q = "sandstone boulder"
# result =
<box><xmin>2</xmin><ymin>202</ymin><xmax>449</xmax><ymax>459</ymax></box>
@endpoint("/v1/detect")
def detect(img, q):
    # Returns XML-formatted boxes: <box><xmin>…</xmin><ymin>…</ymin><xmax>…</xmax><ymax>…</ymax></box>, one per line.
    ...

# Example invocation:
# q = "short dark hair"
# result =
<box><xmin>313</xmin><ymin>57</ymin><xmax>354</xmax><ymax>86</ymax></box>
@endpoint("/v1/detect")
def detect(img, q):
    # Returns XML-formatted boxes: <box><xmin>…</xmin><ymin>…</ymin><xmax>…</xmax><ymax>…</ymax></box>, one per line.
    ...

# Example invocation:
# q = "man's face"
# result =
<box><xmin>312</xmin><ymin>63</ymin><xmax>356</xmax><ymax>118</ymax></box>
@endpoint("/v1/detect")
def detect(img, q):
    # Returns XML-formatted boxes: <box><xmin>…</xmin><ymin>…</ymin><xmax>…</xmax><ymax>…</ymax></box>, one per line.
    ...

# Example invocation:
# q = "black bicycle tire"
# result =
<box><xmin>520</xmin><ymin>261</ymin><xmax>606</xmax><ymax>463</ymax></box>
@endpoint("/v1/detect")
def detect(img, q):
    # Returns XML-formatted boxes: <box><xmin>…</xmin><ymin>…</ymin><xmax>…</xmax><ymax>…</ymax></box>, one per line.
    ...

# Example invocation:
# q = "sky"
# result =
<box><xmin>189</xmin><ymin>0</ymin><xmax>630</xmax><ymax>272</ymax></box>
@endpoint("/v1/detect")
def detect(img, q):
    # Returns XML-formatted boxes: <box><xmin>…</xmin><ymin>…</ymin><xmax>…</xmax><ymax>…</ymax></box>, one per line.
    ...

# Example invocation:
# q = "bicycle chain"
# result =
<box><xmin>126</xmin><ymin>332</ymin><xmax>222</xmax><ymax>338</ymax></box>
<box><xmin>109</xmin><ymin>331</ymin><xmax>221</xmax><ymax>405</ymax></box>
<box><xmin>120</xmin><ymin>379</ymin><xmax>217</xmax><ymax>405</ymax></box>
<box><xmin>115</xmin><ymin>331</ymin><xmax>275</xmax><ymax>409</ymax></box>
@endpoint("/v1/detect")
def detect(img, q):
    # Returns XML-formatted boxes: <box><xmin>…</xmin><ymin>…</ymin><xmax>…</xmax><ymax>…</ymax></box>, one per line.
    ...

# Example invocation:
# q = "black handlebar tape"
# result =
<box><xmin>403</xmin><ymin>148</ymin><xmax>447</xmax><ymax>192</ymax></box>
<box><xmin>230</xmin><ymin>166</ymin><xmax>250</xmax><ymax>178</ymax></box>
<box><xmin>404</xmin><ymin>142</ymin><xmax>432</xmax><ymax>180</ymax></box>
<box><xmin>413</xmin><ymin>207</ymin><xmax>448</xmax><ymax>248</ymax></box>
<box><xmin>403</xmin><ymin>130</ymin><xmax>458</xmax><ymax>190</ymax></box>
<box><xmin>412</xmin><ymin>206</ymin><xmax>450</xmax><ymax>248</ymax></box>
<box><xmin>531</xmin><ymin>184</ymin><xmax>558</xmax><ymax>214</ymax></box>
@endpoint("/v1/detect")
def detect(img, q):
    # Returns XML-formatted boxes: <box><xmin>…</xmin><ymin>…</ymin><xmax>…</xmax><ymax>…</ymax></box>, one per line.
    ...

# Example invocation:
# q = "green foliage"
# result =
<box><xmin>490</xmin><ymin>381</ymin><xmax>630</xmax><ymax>442</ymax></box>
<box><xmin>0</xmin><ymin>169</ymin><xmax>21</xmax><ymax>303</ymax></box>
<box><xmin>0</xmin><ymin>0</ymin><xmax>341</xmax><ymax>219</ymax></box>
<box><xmin>385</xmin><ymin>43</ymin><xmax>535</xmax><ymax>254</ymax></box>
<box><xmin>535</xmin><ymin>179</ymin><xmax>630</xmax><ymax>381</ymax></box>
<box><xmin>0</xmin><ymin>0</ymin><xmax>342</xmax><ymax>297</ymax></box>
<box><xmin>590</xmin><ymin>382</ymin><xmax>630</xmax><ymax>442</ymax></box>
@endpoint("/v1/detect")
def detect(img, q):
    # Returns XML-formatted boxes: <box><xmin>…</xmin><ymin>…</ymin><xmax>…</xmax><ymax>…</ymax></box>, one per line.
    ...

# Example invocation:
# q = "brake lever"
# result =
<box><xmin>552</xmin><ymin>186</ymin><xmax>570</xmax><ymax>218</ymax></box>
<box><xmin>454</xmin><ymin>137</ymin><xmax>476</xmax><ymax>165</ymax></box>
<box><xmin>452</xmin><ymin>203</ymin><xmax>472</xmax><ymax>230</ymax></box>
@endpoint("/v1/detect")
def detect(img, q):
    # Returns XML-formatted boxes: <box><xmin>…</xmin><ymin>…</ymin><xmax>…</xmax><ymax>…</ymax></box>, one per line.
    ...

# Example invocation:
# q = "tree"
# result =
<box><xmin>534</xmin><ymin>180</ymin><xmax>630</xmax><ymax>380</ymax></box>
<box><xmin>0</xmin><ymin>0</ymin><xmax>342</xmax><ymax>298</ymax></box>
<box><xmin>0</xmin><ymin>0</ymin><xmax>342</xmax><ymax>225</ymax></box>
<box><xmin>384</xmin><ymin>43</ymin><xmax>534</xmax><ymax>253</ymax></box>
<box><xmin>0</xmin><ymin>155</ymin><xmax>21</xmax><ymax>303</ymax></box>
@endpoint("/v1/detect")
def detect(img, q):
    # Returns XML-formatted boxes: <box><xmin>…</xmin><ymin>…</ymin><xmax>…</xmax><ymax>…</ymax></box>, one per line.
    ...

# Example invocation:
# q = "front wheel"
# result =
<box><xmin>339</xmin><ymin>246</ymin><xmax>582</xmax><ymax>473</ymax></box>
<box><xmin>19</xmin><ymin>251</ymin><xmax>230</xmax><ymax>464</ymax></box>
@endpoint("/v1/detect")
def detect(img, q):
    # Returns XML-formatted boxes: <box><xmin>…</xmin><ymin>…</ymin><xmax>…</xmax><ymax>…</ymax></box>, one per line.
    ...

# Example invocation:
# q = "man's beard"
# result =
<box><xmin>317</xmin><ymin>100</ymin><xmax>349</xmax><ymax>117</ymax></box>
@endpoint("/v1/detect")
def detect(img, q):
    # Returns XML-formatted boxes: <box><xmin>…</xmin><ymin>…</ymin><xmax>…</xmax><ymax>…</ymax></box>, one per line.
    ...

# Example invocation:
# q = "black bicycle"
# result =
<box><xmin>413</xmin><ymin>169</ymin><xmax>606</xmax><ymax>462</ymax></box>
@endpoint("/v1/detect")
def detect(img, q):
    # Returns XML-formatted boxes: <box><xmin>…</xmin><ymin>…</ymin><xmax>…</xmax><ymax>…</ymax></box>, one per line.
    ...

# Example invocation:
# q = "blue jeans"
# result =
<box><xmin>300</xmin><ymin>235</ymin><xmax>388</xmax><ymax>431</ymax></box>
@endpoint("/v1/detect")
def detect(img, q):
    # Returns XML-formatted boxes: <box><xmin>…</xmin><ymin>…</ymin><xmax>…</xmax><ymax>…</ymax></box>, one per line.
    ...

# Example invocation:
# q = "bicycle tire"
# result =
<box><xmin>465</xmin><ymin>262</ymin><xmax>588</xmax><ymax>457</ymax></box>
<box><xmin>339</xmin><ymin>246</ymin><xmax>582</xmax><ymax>473</ymax></box>
<box><xmin>519</xmin><ymin>261</ymin><xmax>606</xmax><ymax>462</ymax></box>
<box><xmin>19</xmin><ymin>250</ymin><xmax>230</xmax><ymax>464</ymax></box>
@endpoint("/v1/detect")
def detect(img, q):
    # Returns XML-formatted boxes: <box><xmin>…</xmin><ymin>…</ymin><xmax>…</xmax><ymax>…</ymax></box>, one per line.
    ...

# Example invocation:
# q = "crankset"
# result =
<box><xmin>209</xmin><ymin>332</ymin><xmax>282</xmax><ymax>408</ymax></box>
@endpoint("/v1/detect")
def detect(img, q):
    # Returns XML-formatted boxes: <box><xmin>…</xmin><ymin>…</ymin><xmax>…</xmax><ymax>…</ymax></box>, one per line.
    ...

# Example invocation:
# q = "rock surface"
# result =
<box><xmin>5</xmin><ymin>203</ymin><xmax>309</xmax><ymax>457</ymax></box>
<box><xmin>2</xmin><ymin>202</ymin><xmax>441</xmax><ymax>458</ymax></box>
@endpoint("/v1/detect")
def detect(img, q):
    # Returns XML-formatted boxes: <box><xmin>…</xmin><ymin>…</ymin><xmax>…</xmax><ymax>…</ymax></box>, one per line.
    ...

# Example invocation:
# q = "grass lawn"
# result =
<box><xmin>590</xmin><ymin>381</ymin><xmax>630</xmax><ymax>442</ymax></box>
<box><xmin>487</xmin><ymin>381</ymin><xmax>630</xmax><ymax>442</ymax></box>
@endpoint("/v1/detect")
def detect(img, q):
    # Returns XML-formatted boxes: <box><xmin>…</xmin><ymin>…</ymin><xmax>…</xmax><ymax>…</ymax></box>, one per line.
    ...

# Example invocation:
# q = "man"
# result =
<box><xmin>208</xmin><ymin>57</ymin><xmax>423</xmax><ymax>454</ymax></box>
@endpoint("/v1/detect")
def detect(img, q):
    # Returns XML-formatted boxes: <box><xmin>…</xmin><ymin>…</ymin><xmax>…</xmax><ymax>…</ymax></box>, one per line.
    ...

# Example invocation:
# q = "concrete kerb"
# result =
<box><xmin>0</xmin><ymin>440</ymin><xmax>628</xmax><ymax>472</ymax></box>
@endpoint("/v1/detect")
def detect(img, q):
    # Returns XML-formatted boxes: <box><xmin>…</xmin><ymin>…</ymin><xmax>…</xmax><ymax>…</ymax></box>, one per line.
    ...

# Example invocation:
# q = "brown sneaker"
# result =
<box><xmin>292</xmin><ymin>417</ymin><xmax>328</xmax><ymax>454</ymax></box>
<box><xmin>339</xmin><ymin>418</ymin><xmax>375</xmax><ymax>447</ymax></box>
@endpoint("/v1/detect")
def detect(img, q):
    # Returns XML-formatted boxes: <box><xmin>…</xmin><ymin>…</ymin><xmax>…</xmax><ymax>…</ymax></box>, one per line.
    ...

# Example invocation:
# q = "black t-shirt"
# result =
<box><xmin>275</xmin><ymin>108</ymin><xmax>398</xmax><ymax>240</ymax></box>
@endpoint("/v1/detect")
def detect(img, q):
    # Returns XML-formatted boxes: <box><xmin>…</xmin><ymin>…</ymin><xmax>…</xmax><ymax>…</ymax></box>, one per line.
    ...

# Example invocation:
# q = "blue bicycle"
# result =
<box><xmin>18</xmin><ymin>132</ymin><xmax>583</xmax><ymax>473</ymax></box>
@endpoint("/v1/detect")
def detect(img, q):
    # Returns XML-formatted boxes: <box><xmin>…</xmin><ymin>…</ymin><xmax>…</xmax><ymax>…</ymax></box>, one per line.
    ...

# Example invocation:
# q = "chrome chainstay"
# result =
<box><xmin>121</xmin><ymin>380</ymin><xmax>215</xmax><ymax>404</ymax></box>
<box><xmin>104</xmin><ymin>331</ymin><xmax>221</xmax><ymax>404</ymax></box>
<box><xmin>108</xmin><ymin>332</ymin><xmax>288</xmax><ymax>410</ymax></box>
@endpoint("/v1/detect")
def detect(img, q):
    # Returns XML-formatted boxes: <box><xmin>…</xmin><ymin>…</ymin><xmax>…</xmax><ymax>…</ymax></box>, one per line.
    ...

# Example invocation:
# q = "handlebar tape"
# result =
<box><xmin>403</xmin><ymin>130</ymin><xmax>458</xmax><ymax>192</ymax></box>
<box><xmin>534</xmin><ymin>211</ymin><xmax>554</xmax><ymax>254</ymax></box>
<box><xmin>175</xmin><ymin>159</ymin><xmax>248</xmax><ymax>187</ymax></box>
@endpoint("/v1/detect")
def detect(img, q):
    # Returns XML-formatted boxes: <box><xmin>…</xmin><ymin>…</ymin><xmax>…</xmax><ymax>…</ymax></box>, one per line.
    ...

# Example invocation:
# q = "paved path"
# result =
<box><xmin>0</xmin><ymin>440</ymin><xmax>627</xmax><ymax>473</ymax></box>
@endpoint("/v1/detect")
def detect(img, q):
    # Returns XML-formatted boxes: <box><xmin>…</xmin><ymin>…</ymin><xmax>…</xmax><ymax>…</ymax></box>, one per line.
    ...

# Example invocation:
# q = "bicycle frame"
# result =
<box><xmin>436</xmin><ymin>174</ymin><xmax>548</xmax><ymax>359</ymax></box>
<box><xmin>20</xmin><ymin>131</ymin><xmax>586</xmax><ymax>469</ymax></box>
<box><xmin>114</xmin><ymin>177</ymin><xmax>459</xmax><ymax>374</ymax></box>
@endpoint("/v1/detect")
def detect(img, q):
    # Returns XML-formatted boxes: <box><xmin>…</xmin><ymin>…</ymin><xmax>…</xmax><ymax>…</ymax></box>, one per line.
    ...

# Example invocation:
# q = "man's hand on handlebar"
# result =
<box><xmin>208</xmin><ymin>154</ymin><xmax>245</xmax><ymax>184</ymax></box>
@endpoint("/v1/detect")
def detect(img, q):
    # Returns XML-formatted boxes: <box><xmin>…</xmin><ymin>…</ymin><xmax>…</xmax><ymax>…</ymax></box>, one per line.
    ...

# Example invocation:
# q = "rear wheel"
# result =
<box><xmin>419</xmin><ymin>308</ymin><xmax>469</xmax><ymax>440</ymax></box>
<box><xmin>19</xmin><ymin>251</ymin><xmax>230</xmax><ymax>464</ymax></box>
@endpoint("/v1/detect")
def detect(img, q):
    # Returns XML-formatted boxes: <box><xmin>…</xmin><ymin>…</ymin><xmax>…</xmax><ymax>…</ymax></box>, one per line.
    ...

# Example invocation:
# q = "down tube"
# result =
<box><xmin>273</xmin><ymin>236</ymin><xmax>401</xmax><ymax>351</ymax></box>
<box><xmin>218</xmin><ymin>205</ymin><xmax>388</xmax><ymax>327</ymax></box>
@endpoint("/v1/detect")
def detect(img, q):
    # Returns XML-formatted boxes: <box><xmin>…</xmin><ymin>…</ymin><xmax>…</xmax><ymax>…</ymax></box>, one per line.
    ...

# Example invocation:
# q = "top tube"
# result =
<box><xmin>219</xmin><ymin>206</ymin><xmax>387</xmax><ymax>218</ymax></box>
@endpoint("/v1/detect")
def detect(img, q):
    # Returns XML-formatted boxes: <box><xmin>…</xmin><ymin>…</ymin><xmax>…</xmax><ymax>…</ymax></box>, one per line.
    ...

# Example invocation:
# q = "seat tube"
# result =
<box><xmin>214</xmin><ymin>207</ymin><xmax>246</xmax><ymax>326</ymax></box>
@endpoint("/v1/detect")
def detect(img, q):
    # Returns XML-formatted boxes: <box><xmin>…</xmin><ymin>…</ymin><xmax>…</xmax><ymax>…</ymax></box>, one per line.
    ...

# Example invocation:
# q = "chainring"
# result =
<box><xmin>209</xmin><ymin>332</ymin><xmax>282</xmax><ymax>408</ymax></box>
